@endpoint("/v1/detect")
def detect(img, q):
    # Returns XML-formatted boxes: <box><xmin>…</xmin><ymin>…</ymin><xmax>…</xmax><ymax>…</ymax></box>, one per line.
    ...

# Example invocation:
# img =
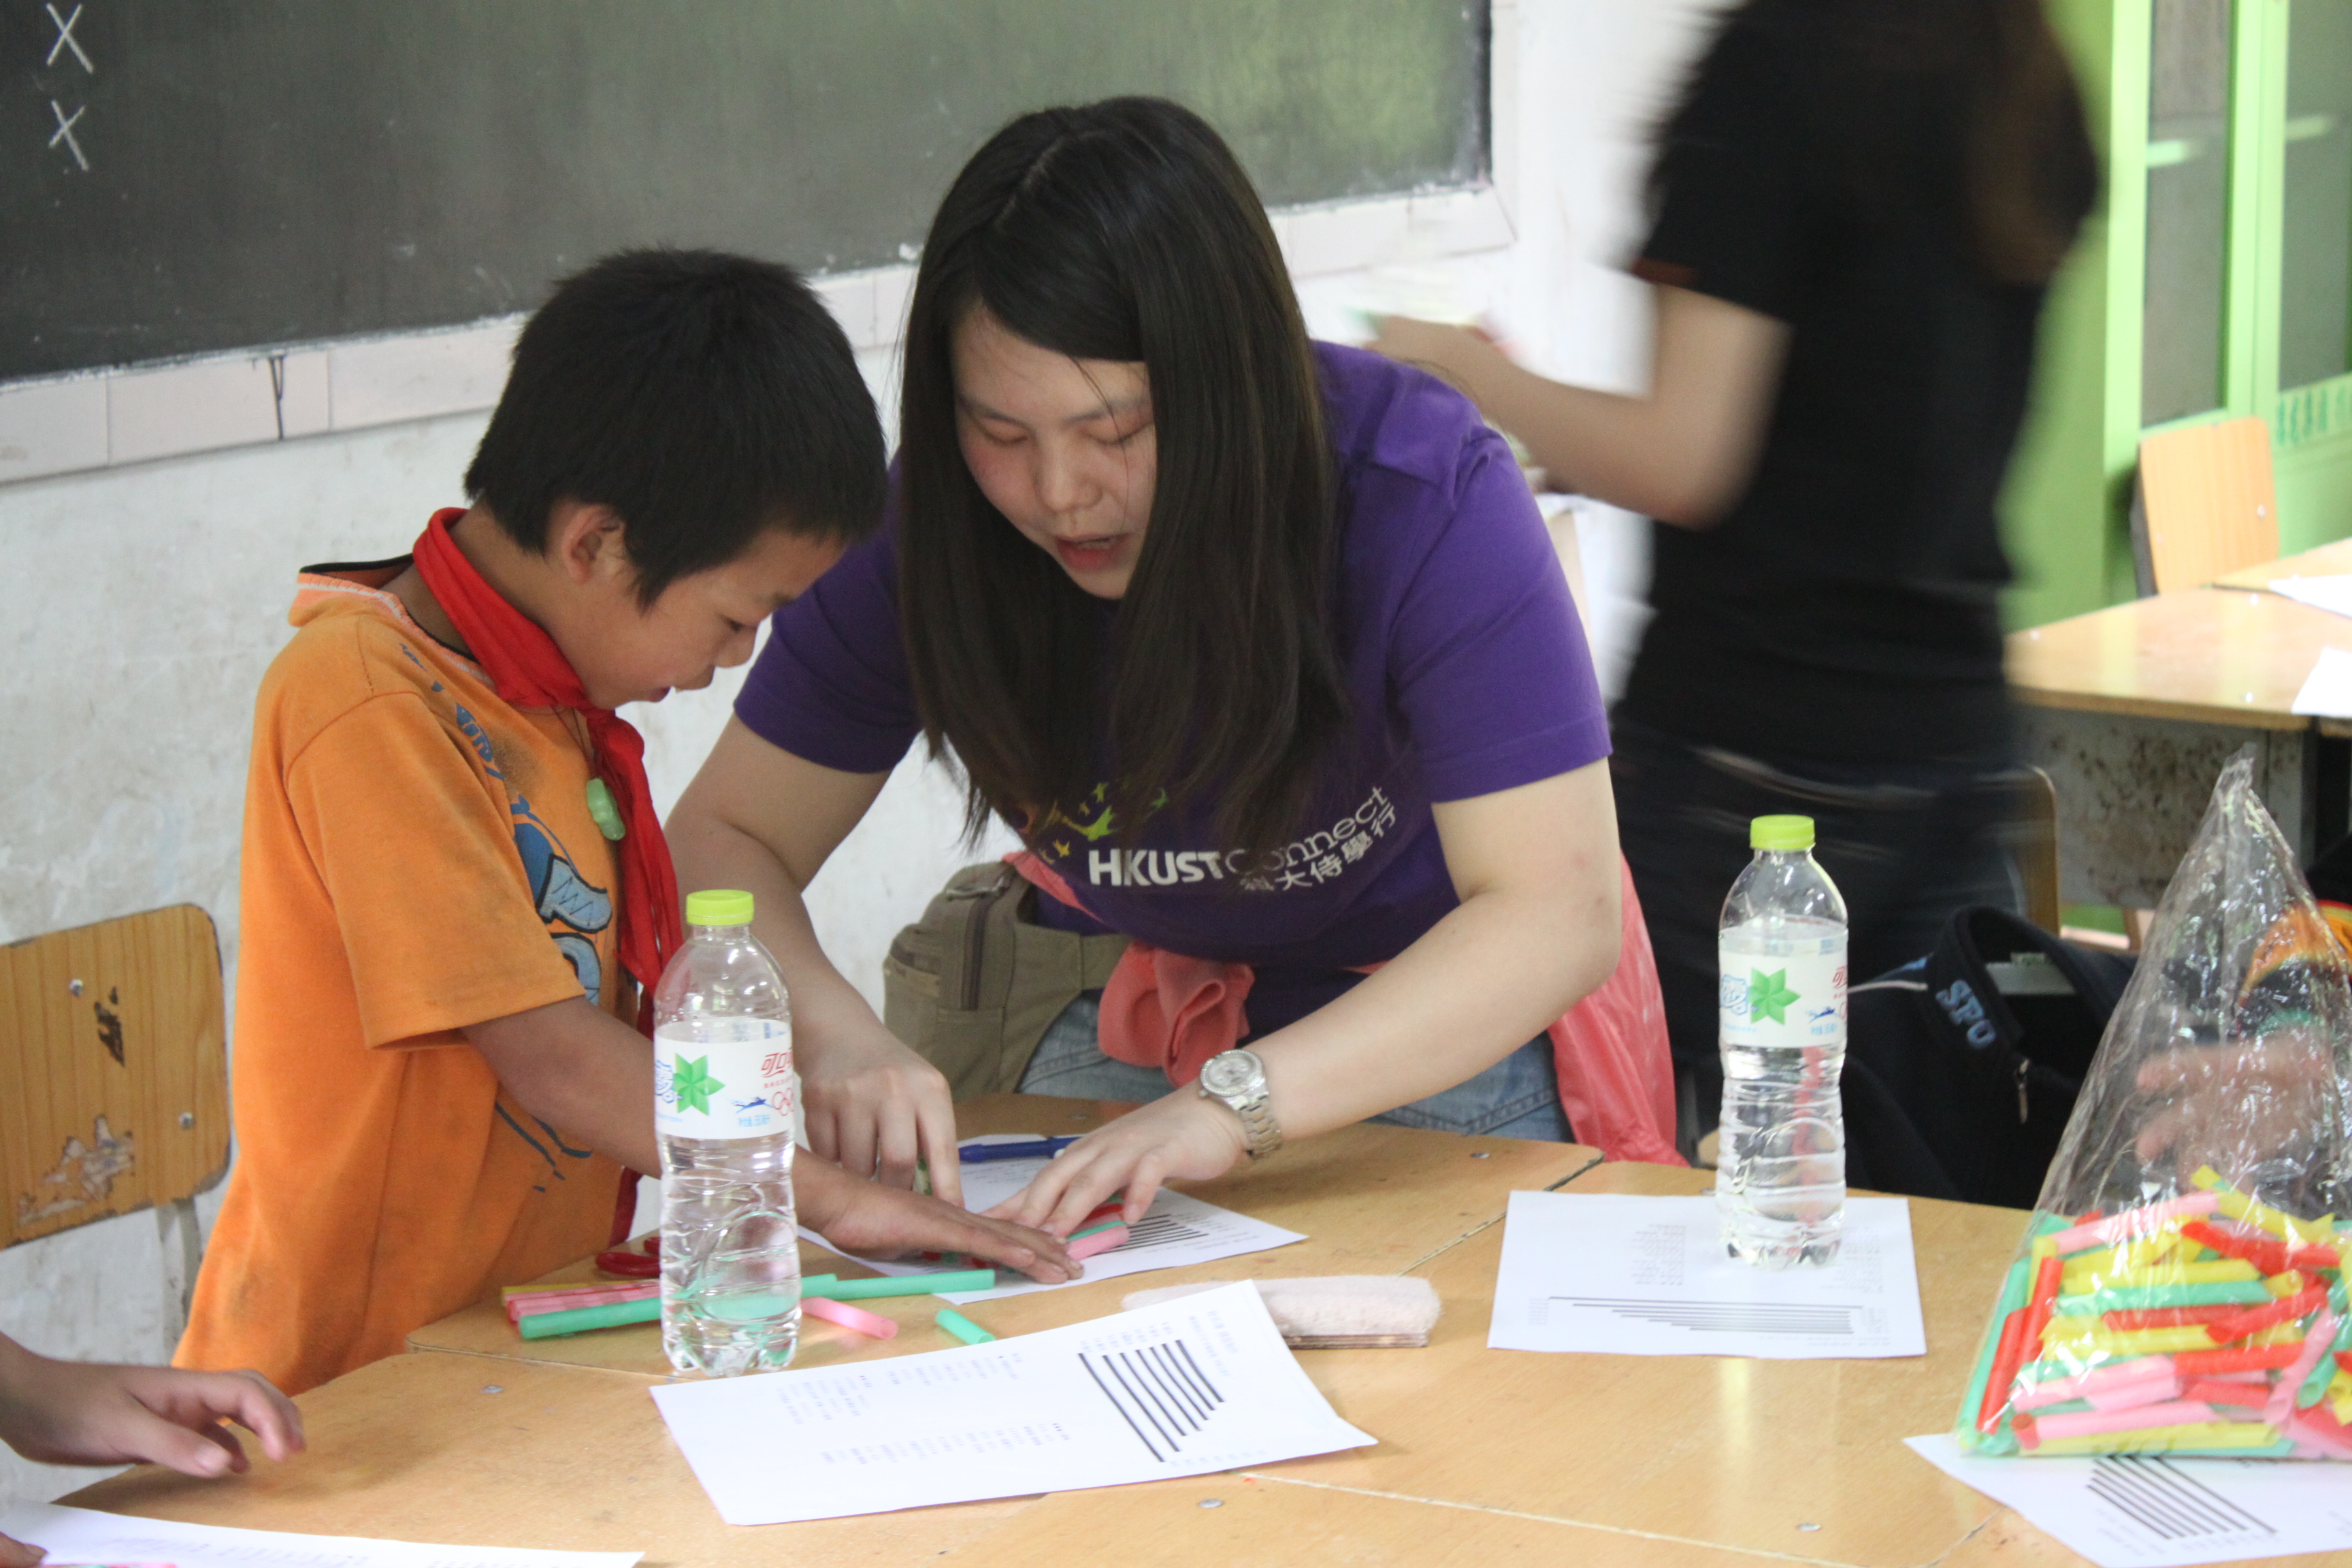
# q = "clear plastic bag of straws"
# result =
<box><xmin>1955</xmin><ymin>750</ymin><xmax>2352</xmax><ymax>1458</ymax></box>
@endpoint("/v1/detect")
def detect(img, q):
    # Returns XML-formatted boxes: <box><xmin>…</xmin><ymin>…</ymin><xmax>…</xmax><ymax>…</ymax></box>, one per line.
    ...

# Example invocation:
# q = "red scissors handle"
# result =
<box><xmin>595</xmin><ymin>1236</ymin><xmax>660</xmax><ymax>1278</ymax></box>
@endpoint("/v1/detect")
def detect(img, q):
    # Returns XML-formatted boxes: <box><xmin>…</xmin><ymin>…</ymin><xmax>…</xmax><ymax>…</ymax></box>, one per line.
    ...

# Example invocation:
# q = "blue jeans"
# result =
<box><xmin>1017</xmin><ymin>994</ymin><xmax>1573</xmax><ymax>1141</ymax></box>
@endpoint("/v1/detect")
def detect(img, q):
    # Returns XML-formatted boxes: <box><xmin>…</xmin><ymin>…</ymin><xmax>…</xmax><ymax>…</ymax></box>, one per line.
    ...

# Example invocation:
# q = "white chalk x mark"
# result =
<box><xmin>46</xmin><ymin>3</ymin><xmax>93</xmax><ymax>73</ymax></box>
<box><xmin>48</xmin><ymin>99</ymin><xmax>90</xmax><ymax>171</ymax></box>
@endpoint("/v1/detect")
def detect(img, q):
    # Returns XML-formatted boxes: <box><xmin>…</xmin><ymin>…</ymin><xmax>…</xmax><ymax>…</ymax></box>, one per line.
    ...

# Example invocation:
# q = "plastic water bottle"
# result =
<box><xmin>653</xmin><ymin>889</ymin><xmax>800</xmax><ymax>1375</ymax></box>
<box><xmin>1716</xmin><ymin>815</ymin><xmax>1850</xmax><ymax>1268</ymax></box>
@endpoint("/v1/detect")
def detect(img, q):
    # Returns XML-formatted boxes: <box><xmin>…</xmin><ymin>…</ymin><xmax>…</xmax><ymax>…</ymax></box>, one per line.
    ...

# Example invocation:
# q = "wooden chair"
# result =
<box><xmin>1</xmin><ymin>905</ymin><xmax>231</xmax><ymax>1328</ymax></box>
<box><xmin>2130</xmin><ymin>416</ymin><xmax>2278</xmax><ymax>594</ymax></box>
<box><xmin>2009</xmin><ymin>766</ymin><xmax>2062</xmax><ymax>934</ymax></box>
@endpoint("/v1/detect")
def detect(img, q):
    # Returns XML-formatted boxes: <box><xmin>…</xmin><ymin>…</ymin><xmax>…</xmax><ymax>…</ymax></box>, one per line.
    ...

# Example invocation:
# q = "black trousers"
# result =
<box><xmin>1609</xmin><ymin>717</ymin><xmax>2025</xmax><ymax>1148</ymax></box>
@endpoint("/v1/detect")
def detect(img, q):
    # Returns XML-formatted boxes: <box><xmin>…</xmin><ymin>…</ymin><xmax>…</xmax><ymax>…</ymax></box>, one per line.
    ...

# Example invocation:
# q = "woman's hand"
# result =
<box><xmin>799</xmin><ymin>1015</ymin><xmax>965</xmax><ymax>1206</ymax></box>
<box><xmin>987</xmin><ymin>1091</ymin><xmax>1250</xmax><ymax>1236</ymax></box>
<box><xmin>0</xmin><ymin>1335</ymin><xmax>305</xmax><ymax>1480</ymax></box>
<box><xmin>1374</xmin><ymin>290</ymin><xmax>1789</xmax><ymax>525</ymax></box>
<box><xmin>2132</xmin><ymin>1032</ymin><xmax>2337</xmax><ymax>1176</ymax></box>
<box><xmin>795</xmin><ymin>1156</ymin><xmax>1077</xmax><ymax>1283</ymax></box>
<box><xmin>1367</xmin><ymin>316</ymin><xmax>1507</xmax><ymax>396</ymax></box>
<box><xmin>668</xmin><ymin>724</ymin><xmax>966</xmax><ymax>1203</ymax></box>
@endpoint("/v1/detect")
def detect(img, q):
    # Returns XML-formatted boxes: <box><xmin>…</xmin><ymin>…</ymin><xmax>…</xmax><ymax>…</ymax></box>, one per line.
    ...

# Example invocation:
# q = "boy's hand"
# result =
<box><xmin>796</xmin><ymin>1156</ymin><xmax>1077</xmax><ymax>1284</ymax></box>
<box><xmin>0</xmin><ymin>1337</ymin><xmax>305</xmax><ymax>1479</ymax></box>
<box><xmin>798</xmin><ymin>1018</ymin><xmax>964</xmax><ymax>1206</ymax></box>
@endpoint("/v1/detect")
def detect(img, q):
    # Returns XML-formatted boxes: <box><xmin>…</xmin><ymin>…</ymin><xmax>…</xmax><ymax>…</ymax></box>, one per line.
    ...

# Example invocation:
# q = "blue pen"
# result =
<box><xmin>956</xmin><ymin>1135</ymin><xmax>1081</xmax><ymax>1163</ymax></box>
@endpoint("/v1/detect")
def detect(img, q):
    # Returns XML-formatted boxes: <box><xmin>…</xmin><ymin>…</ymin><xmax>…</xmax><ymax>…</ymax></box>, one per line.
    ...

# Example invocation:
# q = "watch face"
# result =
<box><xmin>1200</xmin><ymin>1051</ymin><xmax>1258</xmax><ymax>1096</ymax></box>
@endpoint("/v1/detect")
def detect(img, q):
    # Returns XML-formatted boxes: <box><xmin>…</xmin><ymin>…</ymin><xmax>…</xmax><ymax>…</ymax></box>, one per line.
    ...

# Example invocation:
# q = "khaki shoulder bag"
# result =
<box><xmin>881</xmin><ymin>862</ymin><xmax>1129</xmax><ymax>1099</ymax></box>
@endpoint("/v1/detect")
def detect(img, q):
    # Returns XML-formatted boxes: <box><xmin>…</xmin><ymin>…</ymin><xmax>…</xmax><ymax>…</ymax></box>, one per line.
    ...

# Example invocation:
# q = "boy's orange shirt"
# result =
<box><xmin>179</xmin><ymin>564</ymin><xmax>633</xmax><ymax>1394</ymax></box>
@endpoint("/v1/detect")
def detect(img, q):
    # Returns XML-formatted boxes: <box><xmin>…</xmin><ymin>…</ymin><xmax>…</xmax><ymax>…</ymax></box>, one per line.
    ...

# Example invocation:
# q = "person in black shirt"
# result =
<box><xmin>1374</xmin><ymin>0</ymin><xmax>2097</xmax><ymax>1145</ymax></box>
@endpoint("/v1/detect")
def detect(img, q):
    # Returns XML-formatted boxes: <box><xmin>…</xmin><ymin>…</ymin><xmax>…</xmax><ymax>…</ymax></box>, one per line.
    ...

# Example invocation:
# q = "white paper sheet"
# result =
<box><xmin>806</xmin><ymin>1136</ymin><xmax>1305</xmax><ymax>1303</ymax></box>
<box><xmin>2270</xmin><ymin>573</ymin><xmax>2352</xmax><ymax>621</ymax></box>
<box><xmin>0</xmin><ymin>1502</ymin><xmax>640</xmax><ymax>1567</ymax></box>
<box><xmin>2289</xmin><ymin>644</ymin><xmax>2352</xmax><ymax>717</ymax></box>
<box><xmin>1906</xmin><ymin>1433</ymin><xmax>2352</xmax><ymax>1568</ymax></box>
<box><xmin>649</xmin><ymin>1280</ymin><xmax>1373</xmax><ymax>1525</ymax></box>
<box><xmin>1486</xmin><ymin>1191</ymin><xmax>1927</xmax><ymax>1359</ymax></box>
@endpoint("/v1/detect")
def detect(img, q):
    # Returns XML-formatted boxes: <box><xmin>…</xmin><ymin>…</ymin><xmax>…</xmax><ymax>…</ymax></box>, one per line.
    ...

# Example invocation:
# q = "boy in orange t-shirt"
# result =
<box><xmin>179</xmin><ymin>251</ymin><xmax>1074</xmax><ymax>1396</ymax></box>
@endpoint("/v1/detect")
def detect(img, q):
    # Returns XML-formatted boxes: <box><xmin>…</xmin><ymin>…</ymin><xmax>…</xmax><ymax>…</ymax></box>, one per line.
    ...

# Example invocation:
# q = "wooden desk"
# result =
<box><xmin>2007</xmin><ymin>590</ymin><xmax>2352</xmax><ymax>905</ymax></box>
<box><xmin>63</xmin><ymin>1352</ymin><xmax>1043</xmax><ymax>1567</ymax></box>
<box><xmin>65</xmin><ymin>1098</ymin><xmax>1599</xmax><ymax>1566</ymax></box>
<box><xmin>1268</xmin><ymin>1160</ymin><xmax>2020</xmax><ymax>1568</ymax></box>
<box><xmin>938</xmin><ymin>1472</ymin><xmax>1803</xmax><ymax>1567</ymax></box>
<box><xmin>61</xmin><ymin>1136</ymin><xmax>2311</xmax><ymax>1567</ymax></box>
<box><xmin>405</xmin><ymin>1095</ymin><xmax>1603</xmax><ymax>1378</ymax></box>
<box><xmin>2212</xmin><ymin>536</ymin><xmax>2352</xmax><ymax>590</ymax></box>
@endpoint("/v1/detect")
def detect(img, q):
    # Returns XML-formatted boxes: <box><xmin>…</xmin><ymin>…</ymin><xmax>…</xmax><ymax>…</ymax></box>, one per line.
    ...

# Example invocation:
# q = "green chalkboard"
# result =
<box><xmin>3</xmin><ymin>1</ymin><xmax>1487</xmax><ymax>382</ymax></box>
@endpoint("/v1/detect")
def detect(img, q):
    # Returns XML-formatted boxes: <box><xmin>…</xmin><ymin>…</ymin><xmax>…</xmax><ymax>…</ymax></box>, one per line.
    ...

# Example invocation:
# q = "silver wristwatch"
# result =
<box><xmin>1196</xmin><ymin>1048</ymin><xmax>1283</xmax><ymax>1160</ymax></box>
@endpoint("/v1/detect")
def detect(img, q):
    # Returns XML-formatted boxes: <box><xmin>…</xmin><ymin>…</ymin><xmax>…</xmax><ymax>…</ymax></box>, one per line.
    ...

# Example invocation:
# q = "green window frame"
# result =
<box><xmin>2004</xmin><ymin>0</ymin><xmax>2352</xmax><ymax>630</ymax></box>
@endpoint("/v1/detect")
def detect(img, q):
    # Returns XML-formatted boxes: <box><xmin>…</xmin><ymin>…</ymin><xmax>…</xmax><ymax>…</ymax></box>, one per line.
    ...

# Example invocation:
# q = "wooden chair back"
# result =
<box><xmin>2</xmin><ymin>904</ymin><xmax>229</xmax><ymax>1250</ymax></box>
<box><xmin>2010</xmin><ymin>766</ymin><xmax>2063</xmax><ymax>934</ymax></box>
<box><xmin>2131</xmin><ymin>416</ymin><xmax>2278</xmax><ymax>593</ymax></box>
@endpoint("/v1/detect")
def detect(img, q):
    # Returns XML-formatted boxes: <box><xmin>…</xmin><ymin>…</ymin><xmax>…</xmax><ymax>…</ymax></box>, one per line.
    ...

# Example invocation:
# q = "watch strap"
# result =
<box><xmin>1199</xmin><ymin>1051</ymin><xmax>1284</xmax><ymax>1160</ymax></box>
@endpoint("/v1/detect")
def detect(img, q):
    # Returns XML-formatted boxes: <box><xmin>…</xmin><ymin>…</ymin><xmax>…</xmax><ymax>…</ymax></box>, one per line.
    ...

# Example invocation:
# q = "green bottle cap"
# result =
<box><xmin>685</xmin><ymin>889</ymin><xmax>755</xmax><ymax>926</ymax></box>
<box><xmin>1750</xmin><ymin>815</ymin><xmax>1815</xmax><ymax>851</ymax></box>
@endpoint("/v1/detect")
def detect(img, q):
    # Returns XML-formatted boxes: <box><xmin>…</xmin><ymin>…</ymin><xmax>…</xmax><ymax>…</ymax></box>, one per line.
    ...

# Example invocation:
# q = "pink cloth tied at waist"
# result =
<box><xmin>1004</xmin><ymin>851</ymin><xmax>1683</xmax><ymax>1166</ymax></box>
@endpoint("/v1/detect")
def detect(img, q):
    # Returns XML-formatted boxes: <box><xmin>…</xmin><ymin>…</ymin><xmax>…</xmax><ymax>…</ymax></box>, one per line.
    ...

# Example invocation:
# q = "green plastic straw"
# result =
<box><xmin>2053</xmin><ymin>1281</ymin><xmax>2272</xmax><ymax>1313</ymax></box>
<box><xmin>518</xmin><ymin>1277</ymin><xmax>838</xmax><ymax>1339</ymax></box>
<box><xmin>519</xmin><ymin>1296</ymin><xmax>659</xmax><ymax>1338</ymax></box>
<box><xmin>807</xmin><ymin>1269</ymin><xmax>996</xmax><ymax>1300</ymax></box>
<box><xmin>936</xmin><ymin>1308</ymin><xmax>996</xmax><ymax>1345</ymax></box>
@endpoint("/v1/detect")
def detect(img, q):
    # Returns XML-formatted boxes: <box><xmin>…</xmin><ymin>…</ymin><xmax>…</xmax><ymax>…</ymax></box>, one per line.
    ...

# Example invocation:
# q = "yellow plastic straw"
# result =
<box><xmin>2062</xmin><ymin>1259</ymin><xmax>2259</xmax><ymax>1291</ymax></box>
<box><xmin>2029</xmin><ymin>1421</ymin><xmax>2283</xmax><ymax>1456</ymax></box>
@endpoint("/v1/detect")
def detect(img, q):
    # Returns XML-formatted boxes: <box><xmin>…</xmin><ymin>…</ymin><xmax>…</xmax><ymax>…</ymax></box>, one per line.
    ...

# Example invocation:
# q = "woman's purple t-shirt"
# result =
<box><xmin>734</xmin><ymin>342</ymin><xmax>1610</xmax><ymax>1036</ymax></box>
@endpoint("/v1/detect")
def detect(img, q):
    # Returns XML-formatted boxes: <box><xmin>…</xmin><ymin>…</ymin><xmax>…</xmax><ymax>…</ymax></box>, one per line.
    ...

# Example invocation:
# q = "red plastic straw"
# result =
<box><xmin>2022</xmin><ymin>1255</ymin><xmax>2065</xmax><ymax>1358</ymax></box>
<box><xmin>2174</xmin><ymin>1343</ymin><xmax>2305</xmax><ymax>1375</ymax></box>
<box><xmin>2183</xmin><ymin>1377</ymin><xmax>2270</xmax><ymax>1409</ymax></box>
<box><xmin>2204</xmin><ymin>1284</ymin><xmax>2326</xmax><ymax>1344</ymax></box>
<box><xmin>2180</xmin><ymin>1220</ymin><xmax>2289</xmax><ymax>1277</ymax></box>
<box><xmin>1978</xmin><ymin>1309</ymin><xmax>2029</xmax><ymax>1433</ymax></box>
<box><xmin>2103</xmin><ymin>1305</ymin><xmax>2244</xmax><ymax>1331</ymax></box>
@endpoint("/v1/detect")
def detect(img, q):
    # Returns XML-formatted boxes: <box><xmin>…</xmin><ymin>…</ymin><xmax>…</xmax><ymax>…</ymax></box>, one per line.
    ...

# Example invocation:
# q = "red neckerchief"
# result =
<box><xmin>412</xmin><ymin>508</ymin><xmax>680</xmax><ymax>1241</ymax></box>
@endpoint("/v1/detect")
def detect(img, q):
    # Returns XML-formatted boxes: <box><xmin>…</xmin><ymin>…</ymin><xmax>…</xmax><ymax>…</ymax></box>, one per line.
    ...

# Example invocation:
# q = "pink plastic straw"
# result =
<box><xmin>1068</xmin><ymin>1223</ymin><xmax>1130</xmax><ymax>1261</ymax></box>
<box><xmin>503</xmin><ymin>1279</ymin><xmax>653</xmax><ymax>1304</ymax></box>
<box><xmin>2012</xmin><ymin>1355</ymin><xmax>2178</xmax><ymax>1411</ymax></box>
<box><xmin>2266</xmin><ymin>1307</ymin><xmax>2338</xmax><ymax>1426</ymax></box>
<box><xmin>506</xmin><ymin>1282</ymin><xmax>657</xmax><ymax>1322</ymax></box>
<box><xmin>802</xmin><ymin>1295</ymin><xmax>898</xmax><ymax>1339</ymax></box>
<box><xmin>2045</xmin><ymin>1193</ymin><xmax>2222</xmax><ymax>1256</ymax></box>
<box><xmin>2290</xmin><ymin>1409</ymin><xmax>2352</xmax><ymax>1458</ymax></box>
<box><xmin>2031</xmin><ymin>1399</ymin><xmax>2221</xmax><ymax>1441</ymax></box>
<box><xmin>2084</xmin><ymin>1375</ymin><xmax>2188</xmax><ymax>1412</ymax></box>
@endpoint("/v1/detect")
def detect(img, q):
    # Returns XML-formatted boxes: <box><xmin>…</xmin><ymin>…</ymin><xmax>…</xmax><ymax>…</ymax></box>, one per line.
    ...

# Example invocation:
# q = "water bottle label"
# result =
<box><xmin>1718</xmin><ymin>945</ymin><xmax>1846</xmax><ymax>1047</ymax></box>
<box><xmin>653</xmin><ymin>1021</ymin><xmax>794</xmax><ymax>1139</ymax></box>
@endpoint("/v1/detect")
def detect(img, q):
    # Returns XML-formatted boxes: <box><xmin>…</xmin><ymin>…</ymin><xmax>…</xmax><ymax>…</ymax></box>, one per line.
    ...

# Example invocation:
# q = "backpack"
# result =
<box><xmin>881</xmin><ymin>862</ymin><xmax>1129</xmax><ymax>1099</ymax></box>
<box><xmin>1844</xmin><ymin>905</ymin><xmax>2135</xmax><ymax>1209</ymax></box>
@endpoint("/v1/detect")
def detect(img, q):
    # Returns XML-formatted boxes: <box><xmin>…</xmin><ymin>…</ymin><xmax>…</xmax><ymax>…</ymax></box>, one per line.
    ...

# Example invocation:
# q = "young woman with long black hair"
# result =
<box><xmin>670</xmin><ymin>97</ymin><xmax>1673</xmax><ymax>1236</ymax></box>
<box><xmin>1375</xmin><ymin>0</ymin><xmax>2099</xmax><ymax>1143</ymax></box>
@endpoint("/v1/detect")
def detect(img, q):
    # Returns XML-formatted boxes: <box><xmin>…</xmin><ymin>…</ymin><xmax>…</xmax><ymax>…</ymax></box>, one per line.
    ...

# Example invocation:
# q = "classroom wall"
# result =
<box><xmin>0</xmin><ymin>0</ymin><xmax>1723</xmax><ymax>1514</ymax></box>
